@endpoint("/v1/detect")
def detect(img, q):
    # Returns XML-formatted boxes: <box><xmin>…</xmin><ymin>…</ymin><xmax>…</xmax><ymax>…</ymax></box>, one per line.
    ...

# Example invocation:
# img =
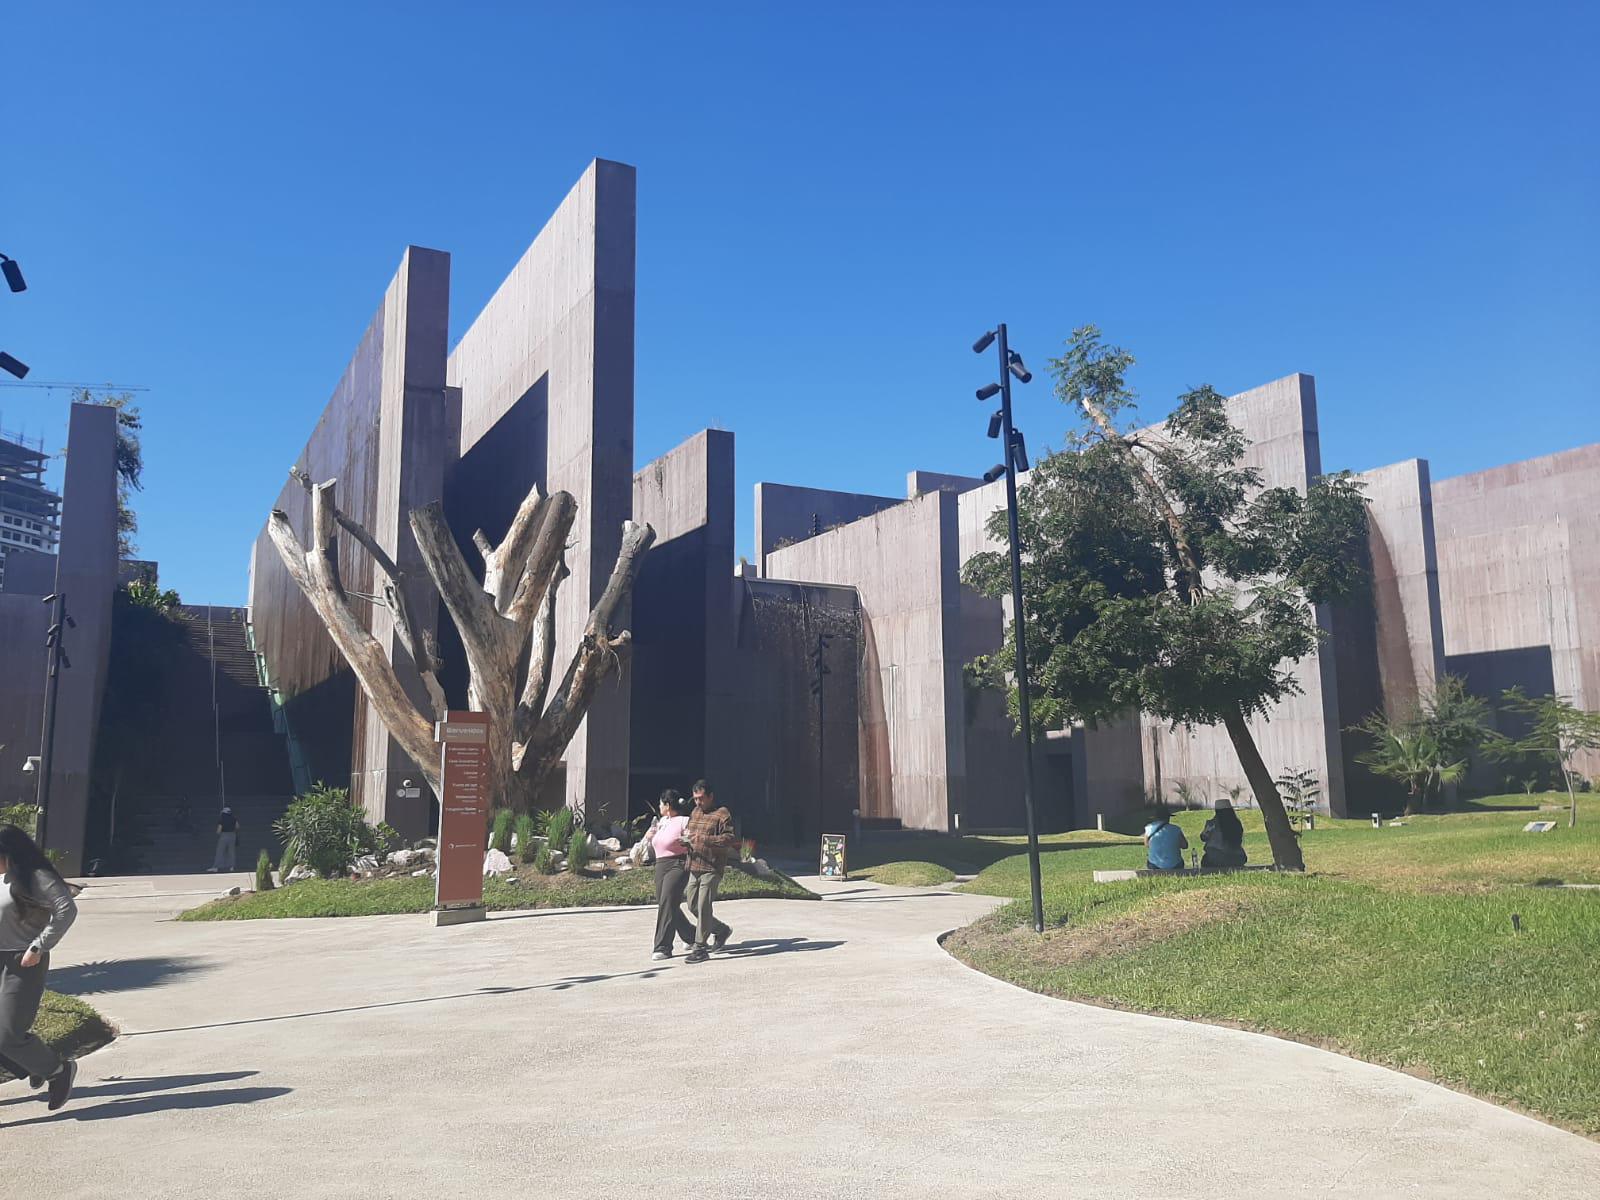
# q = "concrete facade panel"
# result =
<box><xmin>754</xmin><ymin>482</ymin><xmax>902</xmax><ymax>577</ymax></box>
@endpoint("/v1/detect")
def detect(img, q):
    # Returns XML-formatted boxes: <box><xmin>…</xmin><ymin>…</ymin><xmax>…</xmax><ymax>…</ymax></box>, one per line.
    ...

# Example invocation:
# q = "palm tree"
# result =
<box><xmin>1356</xmin><ymin>719</ymin><xmax>1468</xmax><ymax>815</ymax></box>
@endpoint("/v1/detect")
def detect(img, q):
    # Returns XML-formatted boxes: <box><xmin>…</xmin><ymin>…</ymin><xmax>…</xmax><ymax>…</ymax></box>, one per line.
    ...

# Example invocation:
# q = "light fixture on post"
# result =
<box><xmin>971</xmin><ymin>323</ymin><xmax>1045</xmax><ymax>934</ymax></box>
<box><xmin>35</xmin><ymin>592</ymin><xmax>74</xmax><ymax>853</ymax></box>
<box><xmin>0</xmin><ymin>254</ymin><xmax>24</xmax><ymax>293</ymax></box>
<box><xmin>0</xmin><ymin>352</ymin><xmax>27</xmax><ymax>379</ymax></box>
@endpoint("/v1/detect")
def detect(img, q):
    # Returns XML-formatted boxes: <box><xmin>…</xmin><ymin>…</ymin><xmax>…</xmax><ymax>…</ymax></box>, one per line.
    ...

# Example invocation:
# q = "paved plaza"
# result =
<box><xmin>6</xmin><ymin>874</ymin><xmax>1598</xmax><ymax>1199</ymax></box>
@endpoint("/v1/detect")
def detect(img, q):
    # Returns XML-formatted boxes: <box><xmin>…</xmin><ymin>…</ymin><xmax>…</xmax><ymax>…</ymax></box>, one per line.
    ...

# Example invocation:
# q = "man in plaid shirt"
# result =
<box><xmin>683</xmin><ymin>779</ymin><xmax>736</xmax><ymax>963</ymax></box>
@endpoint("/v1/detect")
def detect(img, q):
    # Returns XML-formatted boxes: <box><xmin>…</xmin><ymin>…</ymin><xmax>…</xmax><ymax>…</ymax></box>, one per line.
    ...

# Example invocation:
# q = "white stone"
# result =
<box><xmin>387</xmin><ymin>849</ymin><xmax>419</xmax><ymax>868</ymax></box>
<box><xmin>285</xmin><ymin>865</ymin><xmax>316</xmax><ymax>883</ymax></box>
<box><xmin>752</xmin><ymin>858</ymin><xmax>775</xmax><ymax>878</ymax></box>
<box><xmin>220</xmin><ymin>885</ymin><xmax>241</xmax><ymax>898</ymax></box>
<box><xmin>483</xmin><ymin>849</ymin><xmax>513</xmax><ymax>875</ymax></box>
<box><xmin>599</xmin><ymin>837</ymin><xmax>623</xmax><ymax>853</ymax></box>
<box><xmin>353</xmin><ymin>854</ymin><xmax>380</xmax><ymax>871</ymax></box>
<box><xmin>411</xmin><ymin>868</ymin><xmax>431</xmax><ymax>877</ymax></box>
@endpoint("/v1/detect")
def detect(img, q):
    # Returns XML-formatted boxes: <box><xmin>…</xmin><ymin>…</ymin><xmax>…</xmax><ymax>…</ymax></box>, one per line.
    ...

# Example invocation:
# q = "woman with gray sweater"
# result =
<box><xmin>0</xmin><ymin>823</ymin><xmax>79</xmax><ymax>1110</ymax></box>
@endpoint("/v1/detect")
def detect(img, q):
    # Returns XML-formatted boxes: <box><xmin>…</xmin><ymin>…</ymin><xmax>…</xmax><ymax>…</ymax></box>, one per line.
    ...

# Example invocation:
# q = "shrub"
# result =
<box><xmin>489</xmin><ymin>808</ymin><xmax>514</xmax><ymax>855</ymax></box>
<box><xmin>566</xmin><ymin>825</ymin><xmax>591</xmax><ymax>873</ymax></box>
<box><xmin>255</xmin><ymin>848</ymin><xmax>276</xmax><ymax>892</ymax></box>
<box><xmin>279</xmin><ymin>839</ymin><xmax>298</xmax><ymax>877</ymax></box>
<box><xmin>532</xmin><ymin>843</ymin><xmax>556</xmax><ymax>874</ymax></box>
<box><xmin>514</xmin><ymin>813</ymin><xmax>538</xmax><ymax>863</ymax></box>
<box><xmin>0</xmin><ymin>803</ymin><xmax>40</xmax><ymax>836</ymax></box>
<box><xmin>546</xmin><ymin>805</ymin><xmax>575</xmax><ymax>853</ymax></box>
<box><xmin>273</xmin><ymin>782</ymin><xmax>384</xmax><ymax>877</ymax></box>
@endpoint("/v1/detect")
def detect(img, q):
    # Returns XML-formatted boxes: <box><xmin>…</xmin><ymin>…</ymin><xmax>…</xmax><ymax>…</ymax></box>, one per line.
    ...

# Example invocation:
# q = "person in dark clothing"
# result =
<box><xmin>0</xmin><ymin>823</ymin><xmax>79</xmax><ymax>1110</ymax></box>
<box><xmin>647</xmin><ymin>791</ymin><xmax>698</xmax><ymax>960</ymax></box>
<box><xmin>209</xmin><ymin>806</ymin><xmax>238</xmax><ymax>873</ymax></box>
<box><xmin>1200</xmin><ymin>798</ymin><xmax>1248</xmax><ymax>869</ymax></box>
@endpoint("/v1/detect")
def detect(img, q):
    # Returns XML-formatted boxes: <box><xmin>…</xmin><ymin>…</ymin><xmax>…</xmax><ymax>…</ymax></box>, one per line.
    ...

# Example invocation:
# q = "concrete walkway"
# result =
<box><xmin>6</xmin><ymin>873</ymin><xmax>1598</xmax><ymax>1199</ymax></box>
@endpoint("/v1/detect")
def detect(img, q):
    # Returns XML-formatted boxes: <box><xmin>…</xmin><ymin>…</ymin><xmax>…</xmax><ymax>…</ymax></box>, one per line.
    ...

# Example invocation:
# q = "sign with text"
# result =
<box><xmin>819</xmin><ymin>833</ymin><xmax>848</xmax><ymax>879</ymax></box>
<box><xmin>435</xmin><ymin>711</ymin><xmax>491</xmax><ymax>911</ymax></box>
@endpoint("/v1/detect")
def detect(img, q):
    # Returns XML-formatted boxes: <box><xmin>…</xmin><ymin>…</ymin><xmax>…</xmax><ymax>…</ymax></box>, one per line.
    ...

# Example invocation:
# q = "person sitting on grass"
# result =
<box><xmin>1200</xmin><ymin>798</ymin><xmax>1248</xmax><ymax>869</ymax></box>
<box><xmin>1143</xmin><ymin>806</ymin><xmax>1188</xmax><ymax>872</ymax></box>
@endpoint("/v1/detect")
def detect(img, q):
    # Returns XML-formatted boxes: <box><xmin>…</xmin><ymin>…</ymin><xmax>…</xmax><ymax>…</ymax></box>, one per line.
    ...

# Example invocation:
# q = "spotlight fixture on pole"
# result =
<box><xmin>986</xmin><ymin>410</ymin><xmax>1003</xmax><ymax>439</ymax></box>
<box><xmin>0</xmin><ymin>352</ymin><xmax>29</xmax><ymax>379</ymax></box>
<box><xmin>971</xmin><ymin>323</ymin><xmax>1045</xmax><ymax>934</ymax></box>
<box><xmin>0</xmin><ymin>254</ymin><xmax>24</xmax><ymax>293</ymax></box>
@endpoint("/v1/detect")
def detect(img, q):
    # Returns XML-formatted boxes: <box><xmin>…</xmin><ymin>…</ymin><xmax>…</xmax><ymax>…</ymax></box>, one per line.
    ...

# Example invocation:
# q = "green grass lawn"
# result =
<box><xmin>0</xmin><ymin>992</ymin><xmax>116</xmax><ymax>1082</ymax></box>
<box><xmin>851</xmin><ymin>861</ymin><xmax>958</xmax><ymax>887</ymax></box>
<box><xmin>937</xmin><ymin>793</ymin><xmax>1600</xmax><ymax>1136</ymax></box>
<box><xmin>180</xmin><ymin>863</ymin><xmax>818</xmax><ymax>921</ymax></box>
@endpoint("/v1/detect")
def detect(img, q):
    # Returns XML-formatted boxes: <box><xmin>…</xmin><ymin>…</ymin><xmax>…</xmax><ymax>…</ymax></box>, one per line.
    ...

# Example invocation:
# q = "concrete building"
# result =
<box><xmin>247</xmin><ymin>158</ymin><xmax>1600</xmax><ymax>844</ymax></box>
<box><xmin>0</xmin><ymin>403</ymin><xmax>119</xmax><ymax>872</ymax></box>
<box><xmin>0</xmin><ymin>428</ymin><xmax>61</xmax><ymax>588</ymax></box>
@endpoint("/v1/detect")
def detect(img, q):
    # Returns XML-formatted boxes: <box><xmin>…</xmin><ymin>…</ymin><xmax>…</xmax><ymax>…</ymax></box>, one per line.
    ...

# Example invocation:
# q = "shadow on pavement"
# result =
<box><xmin>49</xmin><ymin>956</ymin><xmax>212</xmax><ymax>996</ymax></box>
<box><xmin>0</xmin><ymin>1071</ymin><xmax>257</xmax><ymax>1108</ymax></box>
<box><xmin>126</xmin><ymin>968</ymin><xmax>674</xmax><ymax>1037</ymax></box>
<box><xmin>721</xmin><ymin>938</ymin><xmax>843</xmax><ymax>958</ymax></box>
<box><xmin>3</xmin><ymin>1085</ymin><xmax>291</xmax><ymax>1127</ymax></box>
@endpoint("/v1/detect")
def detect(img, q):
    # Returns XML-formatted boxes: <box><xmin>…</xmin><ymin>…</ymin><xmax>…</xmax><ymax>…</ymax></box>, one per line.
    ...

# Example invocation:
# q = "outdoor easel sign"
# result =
<box><xmin>434</xmin><ymin>711</ymin><xmax>490</xmax><ymax>926</ymax></box>
<box><xmin>819</xmin><ymin>833</ymin><xmax>847</xmax><ymax>879</ymax></box>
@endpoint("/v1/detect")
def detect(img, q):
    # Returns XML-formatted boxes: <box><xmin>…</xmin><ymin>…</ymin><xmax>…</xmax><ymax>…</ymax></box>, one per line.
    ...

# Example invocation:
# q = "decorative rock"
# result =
<box><xmin>220</xmin><ymin>885</ymin><xmax>241</xmax><ymax>898</ymax></box>
<box><xmin>751</xmin><ymin>858</ymin><xmax>775</xmax><ymax>879</ymax></box>
<box><xmin>617</xmin><ymin>862</ymin><xmax>633</xmax><ymax>872</ymax></box>
<box><xmin>411</xmin><ymin>868</ymin><xmax>431</xmax><ymax>877</ymax></box>
<box><xmin>388</xmin><ymin>849</ymin><xmax>419</xmax><ymax>868</ymax></box>
<box><xmin>483</xmin><ymin>849</ymin><xmax>513</xmax><ymax>875</ymax></box>
<box><xmin>353</xmin><ymin>854</ymin><xmax>380</xmax><ymax>871</ymax></box>
<box><xmin>285</xmin><ymin>865</ymin><xmax>316</xmax><ymax>883</ymax></box>
<box><xmin>599</xmin><ymin>837</ymin><xmax>623</xmax><ymax>853</ymax></box>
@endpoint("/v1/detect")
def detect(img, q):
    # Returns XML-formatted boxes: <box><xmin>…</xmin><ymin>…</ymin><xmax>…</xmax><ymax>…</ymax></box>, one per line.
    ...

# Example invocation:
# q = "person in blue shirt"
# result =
<box><xmin>1143</xmin><ymin>807</ymin><xmax>1189</xmax><ymax>871</ymax></box>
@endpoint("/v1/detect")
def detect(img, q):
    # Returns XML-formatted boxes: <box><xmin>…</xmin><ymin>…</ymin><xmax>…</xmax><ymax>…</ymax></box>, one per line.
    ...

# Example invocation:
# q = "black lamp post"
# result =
<box><xmin>974</xmin><ymin>323</ymin><xmax>1045</xmax><ymax>934</ymax></box>
<box><xmin>36</xmin><ymin>590</ymin><xmax>73</xmax><ymax>852</ymax></box>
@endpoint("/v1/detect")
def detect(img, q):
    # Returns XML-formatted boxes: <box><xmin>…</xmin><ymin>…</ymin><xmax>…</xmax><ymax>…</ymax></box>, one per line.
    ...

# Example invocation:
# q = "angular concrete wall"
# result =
<box><xmin>754</xmin><ymin>482</ymin><xmax>902</xmax><ymax>577</ymax></box>
<box><xmin>446</xmin><ymin>159</ymin><xmax>636</xmax><ymax>821</ymax></box>
<box><xmin>249</xmin><ymin>247</ymin><xmax>452</xmax><ymax>831</ymax></box>
<box><xmin>43</xmin><ymin>402</ymin><xmax>119</xmax><ymax>872</ymax></box>
<box><xmin>766</xmin><ymin>490</ymin><xmax>963</xmax><ymax>832</ymax></box>
<box><xmin>1433</xmin><ymin>443</ymin><xmax>1600</xmax><ymax>781</ymax></box>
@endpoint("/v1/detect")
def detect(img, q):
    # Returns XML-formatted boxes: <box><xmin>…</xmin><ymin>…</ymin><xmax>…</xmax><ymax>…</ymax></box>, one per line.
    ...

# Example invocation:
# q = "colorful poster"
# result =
<box><xmin>434</xmin><ymin>712</ymin><xmax>491</xmax><ymax>910</ymax></box>
<box><xmin>819</xmin><ymin>833</ymin><xmax>847</xmax><ymax>879</ymax></box>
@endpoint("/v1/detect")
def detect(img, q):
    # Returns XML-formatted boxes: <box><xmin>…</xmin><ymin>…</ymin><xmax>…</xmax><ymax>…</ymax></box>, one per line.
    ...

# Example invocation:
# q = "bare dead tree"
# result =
<box><xmin>267</xmin><ymin>471</ymin><xmax>654</xmax><ymax>813</ymax></box>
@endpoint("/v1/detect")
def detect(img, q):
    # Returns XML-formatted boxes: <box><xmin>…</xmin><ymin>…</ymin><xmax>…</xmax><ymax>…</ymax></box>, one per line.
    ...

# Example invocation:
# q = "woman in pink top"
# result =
<box><xmin>650</xmin><ymin>791</ymin><xmax>697</xmax><ymax>960</ymax></box>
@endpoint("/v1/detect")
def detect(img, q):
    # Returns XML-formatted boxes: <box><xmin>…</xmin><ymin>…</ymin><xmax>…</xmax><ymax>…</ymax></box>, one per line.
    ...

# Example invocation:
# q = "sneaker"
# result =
<box><xmin>46</xmin><ymin>1059</ymin><xmax>76</xmax><ymax>1112</ymax></box>
<box><xmin>651</xmin><ymin>950</ymin><xmax>670</xmax><ymax>961</ymax></box>
<box><xmin>684</xmin><ymin>947</ymin><xmax>709</xmax><ymax>964</ymax></box>
<box><xmin>711</xmin><ymin>927</ymin><xmax>732</xmax><ymax>952</ymax></box>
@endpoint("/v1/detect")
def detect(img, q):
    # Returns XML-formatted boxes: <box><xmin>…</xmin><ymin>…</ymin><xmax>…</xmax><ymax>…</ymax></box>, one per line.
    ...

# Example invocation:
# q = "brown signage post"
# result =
<box><xmin>433</xmin><ymin>711</ymin><xmax>491</xmax><ymax>927</ymax></box>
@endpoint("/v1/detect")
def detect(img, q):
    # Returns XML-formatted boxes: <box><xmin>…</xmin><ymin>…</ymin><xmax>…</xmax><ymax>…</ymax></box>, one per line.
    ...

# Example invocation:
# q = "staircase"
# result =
<box><xmin>117</xmin><ymin>606</ymin><xmax>295</xmax><ymax>874</ymax></box>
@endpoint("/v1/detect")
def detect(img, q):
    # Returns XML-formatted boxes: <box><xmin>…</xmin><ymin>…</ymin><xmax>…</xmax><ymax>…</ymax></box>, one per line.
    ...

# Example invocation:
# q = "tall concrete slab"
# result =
<box><xmin>754</xmin><ymin>482</ymin><xmax>902</xmax><ymax>577</ymax></box>
<box><xmin>249</xmin><ymin>247</ymin><xmax>452</xmax><ymax>831</ymax></box>
<box><xmin>767</xmin><ymin>490</ymin><xmax>964</xmax><ymax>832</ymax></box>
<box><xmin>42</xmin><ymin>402</ymin><xmax>119</xmax><ymax>871</ymax></box>
<box><xmin>630</xmin><ymin>429</ymin><xmax>737</xmax><ymax>807</ymax></box>
<box><xmin>1433</xmin><ymin>443</ymin><xmax>1600</xmax><ymax>780</ymax></box>
<box><xmin>446</xmin><ymin>159</ymin><xmax>636</xmax><ymax>821</ymax></box>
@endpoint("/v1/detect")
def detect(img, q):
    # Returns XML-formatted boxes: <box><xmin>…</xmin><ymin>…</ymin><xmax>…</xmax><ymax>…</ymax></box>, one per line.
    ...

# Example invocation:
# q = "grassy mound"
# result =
<box><xmin>0</xmin><ymin>992</ymin><xmax>116</xmax><ymax>1081</ymax></box>
<box><xmin>941</xmin><ymin>793</ymin><xmax>1600</xmax><ymax>1136</ymax></box>
<box><xmin>852</xmin><ymin>861</ymin><xmax>957</xmax><ymax>887</ymax></box>
<box><xmin>180</xmin><ymin>862</ymin><xmax>817</xmax><ymax>921</ymax></box>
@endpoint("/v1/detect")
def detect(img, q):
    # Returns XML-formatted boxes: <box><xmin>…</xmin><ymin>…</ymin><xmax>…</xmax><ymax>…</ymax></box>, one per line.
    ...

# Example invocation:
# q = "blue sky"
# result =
<box><xmin>5</xmin><ymin>2</ymin><xmax>1595</xmax><ymax>603</ymax></box>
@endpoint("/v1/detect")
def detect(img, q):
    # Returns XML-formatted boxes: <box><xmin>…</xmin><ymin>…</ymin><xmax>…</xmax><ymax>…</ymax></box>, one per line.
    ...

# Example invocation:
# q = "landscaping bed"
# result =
<box><xmin>851</xmin><ymin>861</ymin><xmax>957</xmax><ymax>887</ymax></box>
<box><xmin>0</xmin><ymin>992</ymin><xmax>116</xmax><ymax>1082</ymax></box>
<box><xmin>180</xmin><ymin>861</ymin><xmax>818</xmax><ymax>921</ymax></box>
<box><xmin>940</xmin><ymin>793</ymin><xmax>1600</xmax><ymax>1137</ymax></box>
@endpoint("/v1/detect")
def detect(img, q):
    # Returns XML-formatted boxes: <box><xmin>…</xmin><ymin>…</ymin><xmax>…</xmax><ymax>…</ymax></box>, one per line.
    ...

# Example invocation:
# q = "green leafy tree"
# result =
<box><xmin>1355</xmin><ymin>719</ymin><xmax>1467</xmax><ymax>814</ymax></box>
<box><xmin>1274</xmin><ymin>767</ymin><xmax>1321</xmax><ymax>828</ymax></box>
<box><xmin>962</xmin><ymin>327</ymin><xmax>1369</xmax><ymax>870</ymax></box>
<box><xmin>1487</xmin><ymin>690</ymin><xmax>1600</xmax><ymax>828</ymax></box>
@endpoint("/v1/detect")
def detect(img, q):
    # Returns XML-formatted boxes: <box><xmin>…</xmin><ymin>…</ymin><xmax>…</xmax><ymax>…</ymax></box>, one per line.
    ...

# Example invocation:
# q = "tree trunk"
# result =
<box><xmin>1220</xmin><ymin>706</ymin><xmax>1304</xmax><ymax>870</ymax></box>
<box><xmin>1565</xmin><ymin>767</ymin><xmax>1578</xmax><ymax>829</ymax></box>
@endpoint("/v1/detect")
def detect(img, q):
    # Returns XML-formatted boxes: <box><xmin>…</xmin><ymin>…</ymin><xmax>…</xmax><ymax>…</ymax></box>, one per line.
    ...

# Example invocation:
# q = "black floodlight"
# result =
<box><xmin>972</xmin><ymin>329</ymin><xmax>997</xmax><ymax>354</ymax></box>
<box><xmin>987</xmin><ymin>410</ymin><xmax>1003</xmax><ymax>439</ymax></box>
<box><xmin>1010</xmin><ymin>429</ymin><xmax>1030</xmax><ymax>472</ymax></box>
<box><xmin>1008</xmin><ymin>350</ymin><xmax>1032</xmax><ymax>384</ymax></box>
<box><xmin>0</xmin><ymin>351</ymin><xmax>29</xmax><ymax>379</ymax></box>
<box><xmin>983</xmin><ymin>463</ymin><xmax>1007</xmax><ymax>484</ymax></box>
<box><xmin>976</xmin><ymin>382</ymin><xmax>1002</xmax><ymax>401</ymax></box>
<box><xmin>0</xmin><ymin>254</ymin><xmax>23</xmax><ymax>293</ymax></box>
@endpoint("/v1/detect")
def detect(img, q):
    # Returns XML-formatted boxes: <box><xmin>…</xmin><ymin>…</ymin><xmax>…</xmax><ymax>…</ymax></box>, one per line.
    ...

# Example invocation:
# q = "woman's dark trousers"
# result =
<box><xmin>653</xmin><ymin>858</ymin><xmax>698</xmax><ymax>955</ymax></box>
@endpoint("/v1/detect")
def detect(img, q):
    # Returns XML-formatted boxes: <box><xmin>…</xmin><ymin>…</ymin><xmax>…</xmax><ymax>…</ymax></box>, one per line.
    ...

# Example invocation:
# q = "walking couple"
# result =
<box><xmin>641</xmin><ymin>780</ymin><xmax>736</xmax><ymax>964</ymax></box>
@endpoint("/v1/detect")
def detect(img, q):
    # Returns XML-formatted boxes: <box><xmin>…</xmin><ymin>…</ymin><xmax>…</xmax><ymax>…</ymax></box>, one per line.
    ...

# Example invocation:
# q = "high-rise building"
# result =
<box><xmin>0</xmin><ymin>427</ymin><xmax>61</xmax><ymax>588</ymax></box>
